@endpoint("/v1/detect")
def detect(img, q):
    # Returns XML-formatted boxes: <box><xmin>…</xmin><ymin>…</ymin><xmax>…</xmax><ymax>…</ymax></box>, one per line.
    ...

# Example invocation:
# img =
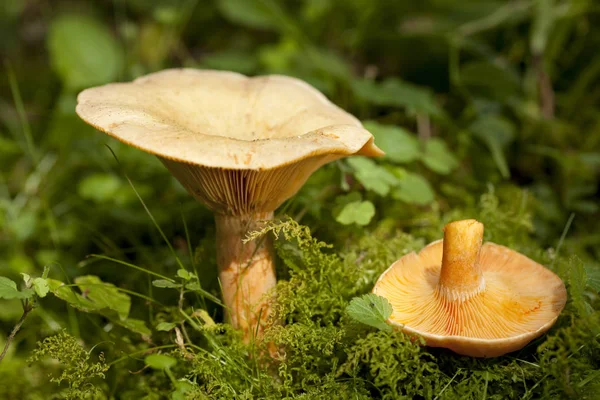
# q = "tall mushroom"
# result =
<box><xmin>373</xmin><ymin>219</ymin><xmax>566</xmax><ymax>357</ymax></box>
<box><xmin>76</xmin><ymin>69</ymin><xmax>382</xmax><ymax>341</ymax></box>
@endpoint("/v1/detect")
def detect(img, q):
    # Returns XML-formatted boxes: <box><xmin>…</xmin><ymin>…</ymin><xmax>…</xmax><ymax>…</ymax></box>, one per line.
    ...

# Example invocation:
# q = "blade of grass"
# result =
<box><xmin>551</xmin><ymin>213</ymin><xmax>575</xmax><ymax>270</ymax></box>
<box><xmin>4</xmin><ymin>60</ymin><xmax>37</xmax><ymax>163</ymax></box>
<box><xmin>82</xmin><ymin>254</ymin><xmax>175</xmax><ymax>283</ymax></box>
<box><xmin>104</xmin><ymin>145</ymin><xmax>186</xmax><ymax>272</ymax></box>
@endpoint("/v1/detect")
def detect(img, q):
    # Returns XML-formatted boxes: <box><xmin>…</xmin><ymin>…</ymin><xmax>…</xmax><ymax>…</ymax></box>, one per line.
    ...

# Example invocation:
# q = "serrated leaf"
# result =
<box><xmin>145</xmin><ymin>354</ymin><xmax>177</xmax><ymax>370</ymax></box>
<box><xmin>0</xmin><ymin>277</ymin><xmax>34</xmax><ymax>300</ymax></box>
<box><xmin>47</xmin><ymin>278</ymin><xmax>148</xmax><ymax>335</ymax></box>
<box><xmin>33</xmin><ymin>278</ymin><xmax>49</xmax><ymax>298</ymax></box>
<box><xmin>422</xmin><ymin>138</ymin><xmax>459</xmax><ymax>175</ymax></box>
<box><xmin>152</xmin><ymin>279</ymin><xmax>181</xmax><ymax>289</ymax></box>
<box><xmin>346</xmin><ymin>294</ymin><xmax>393</xmax><ymax>332</ymax></box>
<box><xmin>347</xmin><ymin>157</ymin><xmax>399</xmax><ymax>196</ymax></box>
<box><xmin>156</xmin><ymin>322</ymin><xmax>177</xmax><ymax>332</ymax></box>
<box><xmin>75</xmin><ymin>276</ymin><xmax>130</xmax><ymax>320</ymax></box>
<box><xmin>363</xmin><ymin>121</ymin><xmax>420</xmax><ymax>164</ymax></box>
<box><xmin>392</xmin><ymin>172</ymin><xmax>436</xmax><ymax>205</ymax></box>
<box><xmin>335</xmin><ymin>200</ymin><xmax>375</xmax><ymax>226</ymax></box>
<box><xmin>48</xmin><ymin>14</ymin><xmax>123</xmax><ymax>90</ymax></box>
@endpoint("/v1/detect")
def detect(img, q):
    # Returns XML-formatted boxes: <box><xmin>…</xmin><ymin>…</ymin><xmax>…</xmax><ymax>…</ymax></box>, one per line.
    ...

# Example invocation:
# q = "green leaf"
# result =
<box><xmin>201</xmin><ymin>51</ymin><xmax>258</xmax><ymax>74</ymax></box>
<box><xmin>75</xmin><ymin>276</ymin><xmax>130</xmax><ymax>320</ymax></box>
<box><xmin>145</xmin><ymin>354</ymin><xmax>177</xmax><ymax>370</ymax></box>
<box><xmin>336</xmin><ymin>200</ymin><xmax>375</xmax><ymax>226</ymax></box>
<box><xmin>32</xmin><ymin>278</ymin><xmax>49</xmax><ymax>298</ymax></box>
<box><xmin>217</xmin><ymin>0</ymin><xmax>278</xmax><ymax>30</ymax></box>
<box><xmin>156</xmin><ymin>322</ymin><xmax>177</xmax><ymax>332</ymax></box>
<box><xmin>0</xmin><ymin>277</ymin><xmax>34</xmax><ymax>299</ymax></box>
<box><xmin>363</xmin><ymin>121</ymin><xmax>420</xmax><ymax>163</ymax></box>
<box><xmin>352</xmin><ymin>78</ymin><xmax>444</xmax><ymax>118</ymax></box>
<box><xmin>460</xmin><ymin>62</ymin><xmax>520</xmax><ymax>100</ymax></box>
<box><xmin>470</xmin><ymin>115</ymin><xmax>516</xmax><ymax>179</ymax></box>
<box><xmin>152</xmin><ymin>279</ymin><xmax>181</xmax><ymax>289</ymax></box>
<box><xmin>392</xmin><ymin>172</ymin><xmax>436</xmax><ymax>205</ymax></box>
<box><xmin>346</xmin><ymin>294</ymin><xmax>393</xmax><ymax>332</ymax></box>
<box><xmin>47</xmin><ymin>278</ymin><xmax>149</xmax><ymax>335</ymax></box>
<box><xmin>177</xmin><ymin>269</ymin><xmax>191</xmax><ymax>281</ymax></box>
<box><xmin>421</xmin><ymin>138</ymin><xmax>459</xmax><ymax>175</ymax></box>
<box><xmin>114</xmin><ymin>318</ymin><xmax>151</xmax><ymax>336</ymax></box>
<box><xmin>347</xmin><ymin>157</ymin><xmax>399</xmax><ymax>196</ymax></box>
<box><xmin>48</xmin><ymin>14</ymin><xmax>123</xmax><ymax>90</ymax></box>
<box><xmin>78</xmin><ymin>173</ymin><xmax>123</xmax><ymax>203</ymax></box>
<box><xmin>584</xmin><ymin>263</ymin><xmax>600</xmax><ymax>293</ymax></box>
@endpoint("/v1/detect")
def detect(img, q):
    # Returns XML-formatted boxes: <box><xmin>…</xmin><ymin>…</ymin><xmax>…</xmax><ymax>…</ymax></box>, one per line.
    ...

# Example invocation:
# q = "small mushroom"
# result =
<box><xmin>76</xmin><ymin>69</ymin><xmax>382</xmax><ymax>341</ymax></box>
<box><xmin>373</xmin><ymin>219</ymin><xmax>566</xmax><ymax>357</ymax></box>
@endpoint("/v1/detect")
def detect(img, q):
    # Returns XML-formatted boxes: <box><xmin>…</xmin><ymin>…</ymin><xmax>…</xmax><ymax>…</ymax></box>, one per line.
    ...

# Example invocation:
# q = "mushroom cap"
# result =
<box><xmin>373</xmin><ymin>240</ymin><xmax>567</xmax><ymax>357</ymax></box>
<box><xmin>76</xmin><ymin>68</ymin><xmax>382</xmax><ymax>170</ymax></box>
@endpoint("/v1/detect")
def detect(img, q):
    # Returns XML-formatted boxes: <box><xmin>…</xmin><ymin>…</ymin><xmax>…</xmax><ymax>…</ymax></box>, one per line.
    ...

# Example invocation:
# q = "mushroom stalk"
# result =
<box><xmin>438</xmin><ymin>219</ymin><xmax>485</xmax><ymax>301</ymax></box>
<box><xmin>215</xmin><ymin>211</ymin><xmax>276</xmax><ymax>342</ymax></box>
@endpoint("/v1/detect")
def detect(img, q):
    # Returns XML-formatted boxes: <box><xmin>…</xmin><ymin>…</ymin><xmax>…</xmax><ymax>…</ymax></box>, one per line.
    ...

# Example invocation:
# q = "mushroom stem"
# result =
<box><xmin>215</xmin><ymin>211</ymin><xmax>276</xmax><ymax>342</ymax></box>
<box><xmin>438</xmin><ymin>219</ymin><xmax>485</xmax><ymax>301</ymax></box>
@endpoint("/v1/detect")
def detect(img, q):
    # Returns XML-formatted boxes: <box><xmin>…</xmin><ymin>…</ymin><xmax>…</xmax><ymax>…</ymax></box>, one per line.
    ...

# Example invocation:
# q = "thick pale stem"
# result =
<box><xmin>438</xmin><ymin>219</ymin><xmax>485</xmax><ymax>301</ymax></box>
<box><xmin>215</xmin><ymin>212</ymin><xmax>276</xmax><ymax>342</ymax></box>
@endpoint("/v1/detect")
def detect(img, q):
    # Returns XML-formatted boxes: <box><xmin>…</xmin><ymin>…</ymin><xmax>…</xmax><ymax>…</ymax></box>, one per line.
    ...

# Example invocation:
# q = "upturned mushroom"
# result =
<box><xmin>76</xmin><ymin>69</ymin><xmax>382</xmax><ymax>341</ymax></box>
<box><xmin>373</xmin><ymin>219</ymin><xmax>566</xmax><ymax>357</ymax></box>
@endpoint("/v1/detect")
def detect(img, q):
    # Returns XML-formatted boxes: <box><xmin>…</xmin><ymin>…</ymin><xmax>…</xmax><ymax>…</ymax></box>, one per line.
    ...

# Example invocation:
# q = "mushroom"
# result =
<box><xmin>76</xmin><ymin>69</ymin><xmax>383</xmax><ymax>341</ymax></box>
<box><xmin>373</xmin><ymin>219</ymin><xmax>566</xmax><ymax>357</ymax></box>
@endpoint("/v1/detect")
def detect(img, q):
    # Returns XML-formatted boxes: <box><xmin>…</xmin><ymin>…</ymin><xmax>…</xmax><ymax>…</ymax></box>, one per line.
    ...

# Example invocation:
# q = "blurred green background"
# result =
<box><xmin>1</xmin><ymin>0</ymin><xmax>599</xmax><ymax>398</ymax></box>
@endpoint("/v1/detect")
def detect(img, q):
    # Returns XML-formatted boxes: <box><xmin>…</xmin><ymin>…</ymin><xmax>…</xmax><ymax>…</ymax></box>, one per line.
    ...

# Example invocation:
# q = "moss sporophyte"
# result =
<box><xmin>373</xmin><ymin>219</ymin><xmax>567</xmax><ymax>357</ymax></box>
<box><xmin>75</xmin><ymin>69</ymin><xmax>383</xmax><ymax>343</ymax></box>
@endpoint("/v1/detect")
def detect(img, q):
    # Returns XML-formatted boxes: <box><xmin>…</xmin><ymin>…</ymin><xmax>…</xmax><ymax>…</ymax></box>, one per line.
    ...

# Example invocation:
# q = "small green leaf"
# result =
<box><xmin>217</xmin><ymin>0</ymin><xmax>278</xmax><ymax>30</ymax></box>
<box><xmin>335</xmin><ymin>200</ymin><xmax>375</xmax><ymax>226</ymax></box>
<box><xmin>470</xmin><ymin>116</ymin><xmax>515</xmax><ymax>179</ymax></box>
<box><xmin>145</xmin><ymin>354</ymin><xmax>177</xmax><ymax>370</ymax></box>
<box><xmin>363</xmin><ymin>121</ymin><xmax>420</xmax><ymax>164</ymax></box>
<box><xmin>78</xmin><ymin>173</ymin><xmax>123</xmax><ymax>203</ymax></box>
<box><xmin>156</xmin><ymin>322</ymin><xmax>177</xmax><ymax>332</ymax></box>
<box><xmin>352</xmin><ymin>78</ymin><xmax>444</xmax><ymax>118</ymax></box>
<box><xmin>48</xmin><ymin>14</ymin><xmax>123</xmax><ymax>90</ymax></box>
<box><xmin>346</xmin><ymin>294</ymin><xmax>393</xmax><ymax>332</ymax></box>
<box><xmin>392</xmin><ymin>172</ymin><xmax>436</xmax><ymax>205</ymax></box>
<box><xmin>33</xmin><ymin>278</ymin><xmax>49</xmax><ymax>298</ymax></box>
<box><xmin>152</xmin><ymin>279</ymin><xmax>181</xmax><ymax>289</ymax></box>
<box><xmin>0</xmin><ymin>277</ymin><xmax>34</xmax><ymax>299</ymax></box>
<box><xmin>115</xmin><ymin>318</ymin><xmax>151</xmax><ymax>336</ymax></box>
<box><xmin>177</xmin><ymin>269</ymin><xmax>191</xmax><ymax>281</ymax></box>
<box><xmin>75</xmin><ymin>276</ymin><xmax>130</xmax><ymax>320</ymax></box>
<box><xmin>21</xmin><ymin>273</ymin><xmax>32</xmax><ymax>287</ymax></box>
<box><xmin>347</xmin><ymin>157</ymin><xmax>399</xmax><ymax>196</ymax></box>
<box><xmin>422</xmin><ymin>138</ymin><xmax>459</xmax><ymax>175</ymax></box>
<box><xmin>201</xmin><ymin>51</ymin><xmax>258</xmax><ymax>74</ymax></box>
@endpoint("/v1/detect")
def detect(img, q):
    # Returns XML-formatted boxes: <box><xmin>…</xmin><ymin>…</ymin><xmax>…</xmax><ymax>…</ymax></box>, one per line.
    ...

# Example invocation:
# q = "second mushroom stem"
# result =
<box><xmin>438</xmin><ymin>219</ymin><xmax>486</xmax><ymax>302</ymax></box>
<box><xmin>215</xmin><ymin>211</ymin><xmax>276</xmax><ymax>342</ymax></box>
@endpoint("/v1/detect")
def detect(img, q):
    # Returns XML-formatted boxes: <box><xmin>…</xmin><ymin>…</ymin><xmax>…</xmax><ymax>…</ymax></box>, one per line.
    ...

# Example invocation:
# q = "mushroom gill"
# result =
<box><xmin>373</xmin><ymin>219</ymin><xmax>567</xmax><ymax>357</ymax></box>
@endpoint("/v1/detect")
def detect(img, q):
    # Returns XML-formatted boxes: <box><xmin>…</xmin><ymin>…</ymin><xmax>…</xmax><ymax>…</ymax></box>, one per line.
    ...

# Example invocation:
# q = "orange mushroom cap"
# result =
<box><xmin>373</xmin><ymin>219</ymin><xmax>567</xmax><ymax>357</ymax></box>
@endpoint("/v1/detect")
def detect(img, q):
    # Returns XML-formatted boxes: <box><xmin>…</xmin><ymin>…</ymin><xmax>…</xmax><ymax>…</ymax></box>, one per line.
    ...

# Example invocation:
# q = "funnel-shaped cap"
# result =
<box><xmin>76</xmin><ymin>69</ymin><xmax>383</xmax><ymax>215</ymax></box>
